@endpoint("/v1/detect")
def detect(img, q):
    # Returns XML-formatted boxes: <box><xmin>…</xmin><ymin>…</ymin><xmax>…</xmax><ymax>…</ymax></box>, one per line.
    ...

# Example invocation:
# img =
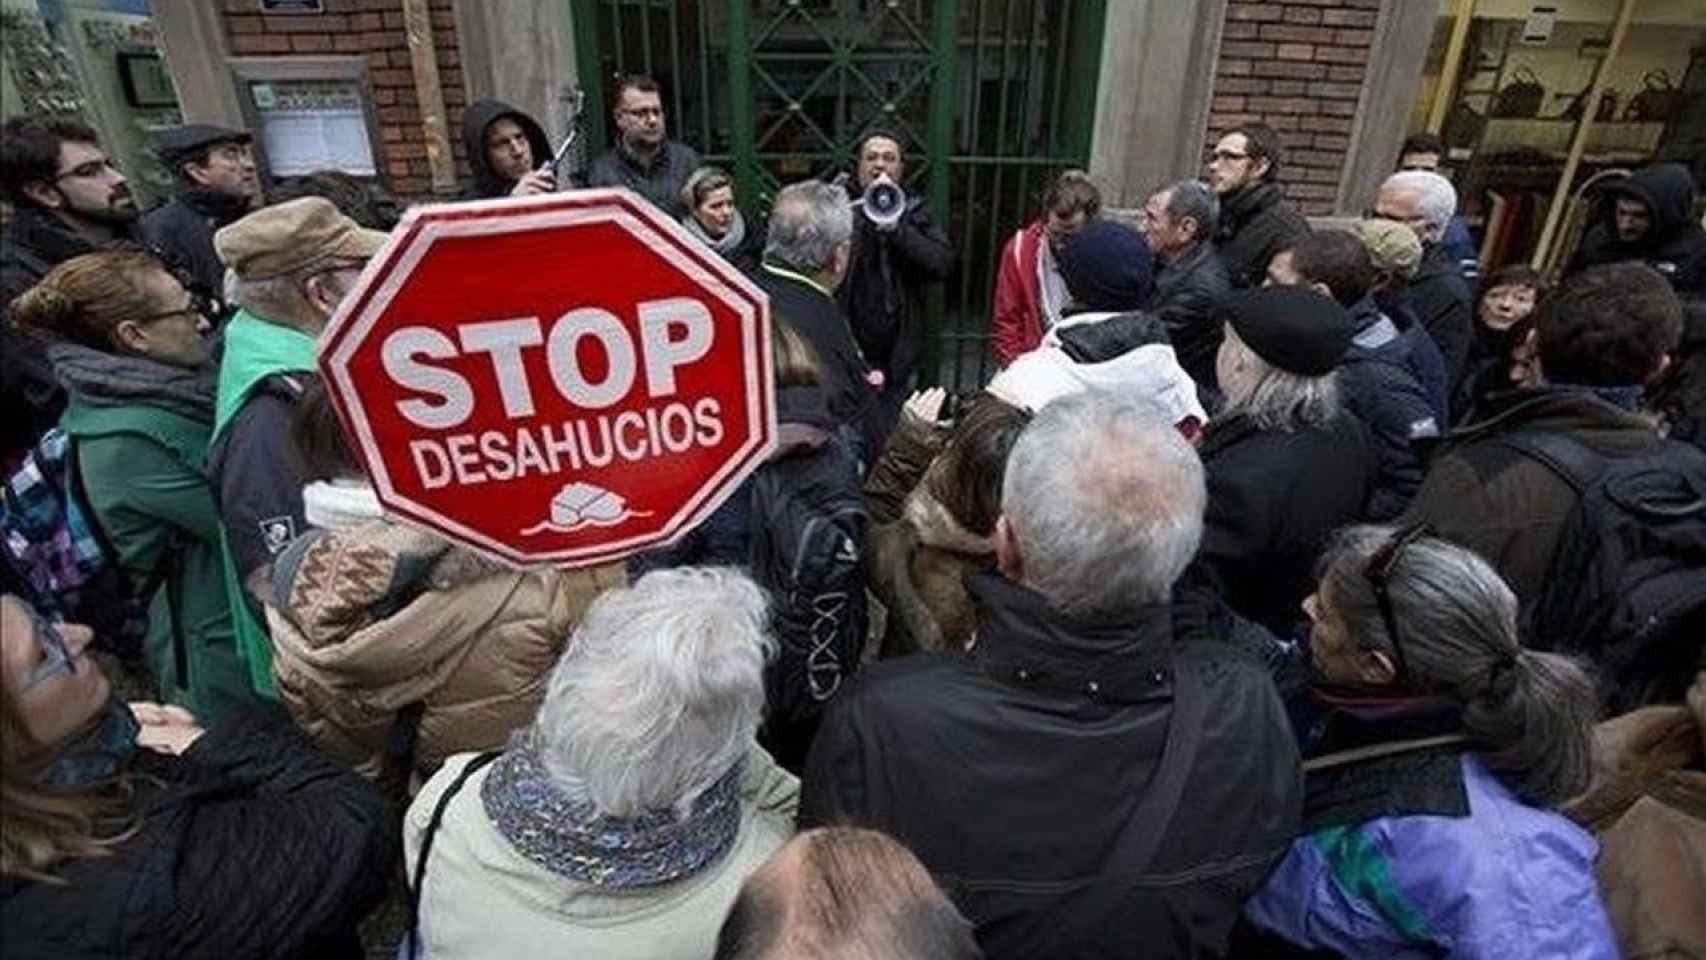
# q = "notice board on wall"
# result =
<box><xmin>229</xmin><ymin>57</ymin><xmax>381</xmax><ymax>181</ymax></box>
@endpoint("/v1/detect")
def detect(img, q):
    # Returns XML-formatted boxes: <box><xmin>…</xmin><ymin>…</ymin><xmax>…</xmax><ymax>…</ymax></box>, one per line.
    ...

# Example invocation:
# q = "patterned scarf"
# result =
<box><xmin>481</xmin><ymin>737</ymin><xmax>744</xmax><ymax>889</ymax></box>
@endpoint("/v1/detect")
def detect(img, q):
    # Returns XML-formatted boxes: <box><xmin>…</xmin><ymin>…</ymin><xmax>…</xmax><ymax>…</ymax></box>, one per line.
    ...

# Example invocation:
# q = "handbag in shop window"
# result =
<box><xmin>1624</xmin><ymin>70</ymin><xmax>1683</xmax><ymax>123</ymax></box>
<box><xmin>1491</xmin><ymin>65</ymin><xmax>1546</xmax><ymax>118</ymax></box>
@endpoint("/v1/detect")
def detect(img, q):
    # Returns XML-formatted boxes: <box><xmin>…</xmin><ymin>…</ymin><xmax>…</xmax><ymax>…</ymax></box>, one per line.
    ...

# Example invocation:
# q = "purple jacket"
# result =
<box><xmin>1244</xmin><ymin>753</ymin><xmax>1618</xmax><ymax>959</ymax></box>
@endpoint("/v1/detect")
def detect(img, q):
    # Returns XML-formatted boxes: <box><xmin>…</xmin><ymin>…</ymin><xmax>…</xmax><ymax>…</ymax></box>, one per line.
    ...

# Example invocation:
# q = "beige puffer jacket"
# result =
<box><xmin>265</xmin><ymin>519</ymin><xmax>624</xmax><ymax>781</ymax></box>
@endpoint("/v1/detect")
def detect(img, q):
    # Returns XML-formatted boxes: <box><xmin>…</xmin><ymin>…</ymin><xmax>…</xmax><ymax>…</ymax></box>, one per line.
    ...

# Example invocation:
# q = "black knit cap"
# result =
<box><xmin>1225</xmin><ymin>286</ymin><xmax>1352</xmax><ymax>375</ymax></box>
<box><xmin>1058</xmin><ymin>219</ymin><xmax>1155</xmax><ymax>313</ymax></box>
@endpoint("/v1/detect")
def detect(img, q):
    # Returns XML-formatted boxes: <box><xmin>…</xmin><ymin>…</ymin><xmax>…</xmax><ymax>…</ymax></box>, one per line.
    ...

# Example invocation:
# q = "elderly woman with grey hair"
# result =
<box><xmin>1196</xmin><ymin>286</ymin><xmax>1378</xmax><ymax>637</ymax></box>
<box><xmin>402</xmin><ymin>567</ymin><xmax>798</xmax><ymax>960</ymax></box>
<box><xmin>1239</xmin><ymin>525</ymin><xmax>1616</xmax><ymax>960</ymax></box>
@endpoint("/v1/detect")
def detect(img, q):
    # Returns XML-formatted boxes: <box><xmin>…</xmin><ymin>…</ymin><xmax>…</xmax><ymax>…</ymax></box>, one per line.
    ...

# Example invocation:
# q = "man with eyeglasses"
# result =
<box><xmin>141</xmin><ymin>125</ymin><xmax>260</xmax><ymax>313</ymax></box>
<box><xmin>0</xmin><ymin>115</ymin><xmax>144</xmax><ymax>468</ymax></box>
<box><xmin>207</xmin><ymin>198</ymin><xmax>388</xmax><ymax>702</ymax></box>
<box><xmin>1204</xmin><ymin>123</ymin><xmax>1310</xmax><ymax>290</ymax></box>
<box><xmin>1372</xmin><ymin>169</ymin><xmax>1474</xmax><ymax>391</ymax></box>
<box><xmin>586</xmin><ymin>74</ymin><xmax>702</xmax><ymax>220</ymax></box>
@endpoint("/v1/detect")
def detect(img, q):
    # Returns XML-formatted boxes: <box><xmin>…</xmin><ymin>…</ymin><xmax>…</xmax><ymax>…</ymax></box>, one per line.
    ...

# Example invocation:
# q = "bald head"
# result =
<box><xmin>714</xmin><ymin>828</ymin><xmax>982</xmax><ymax>960</ymax></box>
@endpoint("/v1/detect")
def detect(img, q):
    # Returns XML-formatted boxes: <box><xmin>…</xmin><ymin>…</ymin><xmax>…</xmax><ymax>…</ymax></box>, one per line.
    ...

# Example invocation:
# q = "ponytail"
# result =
<box><xmin>1320</xmin><ymin>525</ymin><xmax>1600</xmax><ymax>809</ymax></box>
<box><xmin>7</xmin><ymin>283</ymin><xmax>85</xmax><ymax>343</ymax></box>
<box><xmin>1462</xmin><ymin>648</ymin><xmax>1596</xmax><ymax>807</ymax></box>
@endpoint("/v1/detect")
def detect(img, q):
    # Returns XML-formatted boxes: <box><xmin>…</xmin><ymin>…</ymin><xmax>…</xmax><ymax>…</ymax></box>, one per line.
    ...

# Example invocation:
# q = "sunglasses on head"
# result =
<box><xmin>1361</xmin><ymin>522</ymin><xmax>1433</xmax><ymax>686</ymax></box>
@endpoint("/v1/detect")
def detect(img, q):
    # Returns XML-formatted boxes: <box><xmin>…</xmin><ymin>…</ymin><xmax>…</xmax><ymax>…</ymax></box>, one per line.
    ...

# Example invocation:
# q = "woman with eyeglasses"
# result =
<box><xmin>8</xmin><ymin>251</ymin><xmax>250</xmax><ymax>726</ymax></box>
<box><xmin>0</xmin><ymin>594</ymin><xmax>391</xmax><ymax>958</ymax></box>
<box><xmin>1236</xmin><ymin>525</ymin><xmax>1616</xmax><ymax>960</ymax></box>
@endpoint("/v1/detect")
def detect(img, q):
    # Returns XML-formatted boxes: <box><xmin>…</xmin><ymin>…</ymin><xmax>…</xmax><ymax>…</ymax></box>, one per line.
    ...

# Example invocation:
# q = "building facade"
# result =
<box><xmin>4</xmin><ymin>0</ymin><xmax>1700</xmax><ymax>386</ymax></box>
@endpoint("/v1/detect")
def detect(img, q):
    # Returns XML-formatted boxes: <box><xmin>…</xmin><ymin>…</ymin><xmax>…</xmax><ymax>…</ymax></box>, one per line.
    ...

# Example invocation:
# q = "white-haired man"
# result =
<box><xmin>756</xmin><ymin>179</ymin><xmax>885</xmax><ymax>459</ymax></box>
<box><xmin>1374</xmin><ymin>169</ymin><xmax>1473</xmax><ymax>389</ymax></box>
<box><xmin>799</xmin><ymin>392</ymin><xmax>1301</xmax><ymax>960</ymax></box>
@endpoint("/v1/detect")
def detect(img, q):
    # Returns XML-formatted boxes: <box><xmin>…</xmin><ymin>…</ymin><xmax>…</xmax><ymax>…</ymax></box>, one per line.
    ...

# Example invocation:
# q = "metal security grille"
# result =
<box><xmin>570</xmin><ymin>0</ymin><xmax>1104</xmax><ymax>391</ymax></box>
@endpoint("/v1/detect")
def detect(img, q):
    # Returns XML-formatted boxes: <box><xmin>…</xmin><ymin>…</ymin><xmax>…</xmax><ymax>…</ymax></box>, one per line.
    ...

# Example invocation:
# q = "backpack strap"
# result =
<box><xmin>407</xmin><ymin>750</ymin><xmax>502</xmax><ymax>960</ymax></box>
<box><xmin>1494</xmin><ymin>428</ymin><xmax>1610</xmax><ymax>498</ymax></box>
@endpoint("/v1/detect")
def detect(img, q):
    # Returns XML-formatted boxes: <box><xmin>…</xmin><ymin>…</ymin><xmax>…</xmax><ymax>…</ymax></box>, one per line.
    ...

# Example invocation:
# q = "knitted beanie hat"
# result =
<box><xmin>1057</xmin><ymin>220</ymin><xmax>1155</xmax><ymax>313</ymax></box>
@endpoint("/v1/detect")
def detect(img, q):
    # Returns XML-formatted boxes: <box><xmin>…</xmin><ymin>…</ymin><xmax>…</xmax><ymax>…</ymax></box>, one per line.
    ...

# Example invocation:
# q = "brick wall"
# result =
<box><xmin>220</xmin><ymin>0</ymin><xmax>468</xmax><ymax>201</ymax></box>
<box><xmin>1207</xmin><ymin>0</ymin><xmax>1381</xmax><ymax>216</ymax></box>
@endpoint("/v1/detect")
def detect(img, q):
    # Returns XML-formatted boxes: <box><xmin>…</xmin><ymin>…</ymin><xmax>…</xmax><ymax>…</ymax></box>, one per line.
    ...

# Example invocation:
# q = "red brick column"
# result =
<box><xmin>1206</xmin><ymin>0</ymin><xmax>1380</xmax><ymax>216</ymax></box>
<box><xmin>220</xmin><ymin>0</ymin><xmax>468</xmax><ymax>201</ymax></box>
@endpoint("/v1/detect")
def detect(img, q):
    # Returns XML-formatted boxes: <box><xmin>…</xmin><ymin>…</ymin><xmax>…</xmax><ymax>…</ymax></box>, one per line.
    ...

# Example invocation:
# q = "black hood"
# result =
<box><xmin>461</xmin><ymin>98</ymin><xmax>552</xmax><ymax>198</ymax></box>
<box><xmin>1608</xmin><ymin>163</ymin><xmax>1697</xmax><ymax>241</ymax></box>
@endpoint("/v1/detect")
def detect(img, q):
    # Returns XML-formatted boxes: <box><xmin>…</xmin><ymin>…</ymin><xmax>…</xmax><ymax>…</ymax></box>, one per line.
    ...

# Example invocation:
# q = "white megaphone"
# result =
<box><xmin>853</xmin><ymin>174</ymin><xmax>906</xmax><ymax>228</ymax></box>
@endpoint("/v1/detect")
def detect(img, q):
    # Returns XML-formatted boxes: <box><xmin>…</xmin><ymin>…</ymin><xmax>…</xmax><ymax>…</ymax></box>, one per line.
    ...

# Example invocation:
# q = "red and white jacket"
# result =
<box><xmin>990</xmin><ymin>220</ymin><xmax>1068</xmax><ymax>367</ymax></box>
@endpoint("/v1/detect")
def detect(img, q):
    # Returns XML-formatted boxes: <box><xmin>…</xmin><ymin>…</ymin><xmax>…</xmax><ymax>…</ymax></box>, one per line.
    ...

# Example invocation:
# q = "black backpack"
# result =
<box><xmin>747</xmin><ymin>426</ymin><xmax>867</xmax><ymax>768</ymax></box>
<box><xmin>1501</xmin><ymin>430</ymin><xmax>1706</xmax><ymax>713</ymax></box>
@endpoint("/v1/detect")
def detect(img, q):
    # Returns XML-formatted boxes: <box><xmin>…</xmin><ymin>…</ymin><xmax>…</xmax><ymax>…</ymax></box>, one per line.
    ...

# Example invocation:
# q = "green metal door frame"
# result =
<box><xmin>565</xmin><ymin>0</ymin><xmax>1105</xmax><ymax>390</ymax></box>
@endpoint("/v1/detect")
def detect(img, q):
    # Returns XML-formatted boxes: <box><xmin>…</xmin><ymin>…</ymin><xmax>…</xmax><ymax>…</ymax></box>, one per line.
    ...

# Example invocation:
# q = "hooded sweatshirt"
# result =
<box><xmin>1569</xmin><ymin>163</ymin><xmax>1706</xmax><ymax>295</ymax></box>
<box><xmin>461</xmin><ymin>98</ymin><xmax>554</xmax><ymax>200</ymax></box>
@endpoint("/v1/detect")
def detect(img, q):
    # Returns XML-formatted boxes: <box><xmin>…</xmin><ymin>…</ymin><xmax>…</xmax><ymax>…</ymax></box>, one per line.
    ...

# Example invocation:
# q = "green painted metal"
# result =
<box><xmin>921</xmin><ymin>0</ymin><xmax>960</xmax><ymax>389</ymax></box>
<box><xmin>568</xmin><ymin>0</ymin><xmax>607</xmax><ymax>158</ymax></box>
<box><xmin>573</xmin><ymin>0</ymin><xmax>1106</xmax><ymax>391</ymax></box>
<box><xmin>726</xmin><ymin>3</ymin><xmax>757</xmax><ymax>208</ymax></box>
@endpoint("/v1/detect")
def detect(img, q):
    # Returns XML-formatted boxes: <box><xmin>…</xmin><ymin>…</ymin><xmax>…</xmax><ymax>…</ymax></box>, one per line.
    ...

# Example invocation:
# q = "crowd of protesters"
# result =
<box><xmin>2</xmin><ymin>71</ymin><xmax>1705</xmax><ymax>960</ymax></box>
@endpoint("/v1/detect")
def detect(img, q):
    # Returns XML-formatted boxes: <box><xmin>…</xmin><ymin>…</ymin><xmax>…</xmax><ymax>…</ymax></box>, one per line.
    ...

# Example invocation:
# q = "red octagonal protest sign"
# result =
<box><xmin>319</xmin><ymin>188</ymin><xmax>775</xmax><ymax>568</ymax></box>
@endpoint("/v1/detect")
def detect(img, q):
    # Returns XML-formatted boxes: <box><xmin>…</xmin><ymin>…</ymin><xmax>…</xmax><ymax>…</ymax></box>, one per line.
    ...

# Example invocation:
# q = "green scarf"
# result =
<box><xmin>213</xmin><ymin>310</ymin><xmax>320</xmax><ymax>699</ymax></box>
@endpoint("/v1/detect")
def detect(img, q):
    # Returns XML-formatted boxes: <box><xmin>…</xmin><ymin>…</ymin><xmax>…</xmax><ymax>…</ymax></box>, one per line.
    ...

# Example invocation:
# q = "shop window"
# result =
<box><xmin>1413</xmin><ymin>0</ymin><xmax>1704</xmax><ymax>276</ymax></box>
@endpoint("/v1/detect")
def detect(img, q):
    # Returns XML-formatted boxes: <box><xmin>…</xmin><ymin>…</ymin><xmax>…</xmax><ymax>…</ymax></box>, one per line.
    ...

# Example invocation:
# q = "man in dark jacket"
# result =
<box><xmin>1270</xmin><ymin>231</ymin><xmax>1443</xmax><ymax>519</ymax></box>
<box><xmin>141</xmin><ymin>124</ymin><xmax>259</xmax><ymax>304</ymax></box>
<box><xmin>1206</xmin><ymin>123</ymin><xmax>1310</xmax><ymax>289</ymax></box>
<box><xmin>837</xmin><ymin>129</ymin><xmax>955</xmax><ymax>428</ymax></box>
<box><xmin>586</xmin><ymin>74</ymin><xmax>701</xmax><ymax>219</ymax></box>
<box><xmin>1143</xmin><ymin>178</ymin><xmax>1231</xmax><ymax>389</ymax></box>
<box><xmin>0</xmin><ymin>115</ymin><xmax>143</xmax><ymax>465</ymax></box>
<box><xmin>801</xmin><ymin>392</ymin><xmax>1302</xmax><ymax>960</ymax></box>
<box><xmin>1567</xmin><ymin>162</ymin><xmax>1706</xmax><ymax>297</ymax></box>
<box><xmin>1376</xmin><ymin>169</ymin><xmax>1474</xmax><ymax>390</ymax></box>
<box><xmin>754</xmin><ymin>180</ymin><xmax>885</xmax><ymax>463</ymax></box>
<box><xmin>461</xmin><ymin>97</ymin><xmax>557</xmax><ymax>199</ymax></box>
<box><xmin>1402</xmin><ymin>262</ymin><xmax>1683</xmax><ymax>611</ymax></box>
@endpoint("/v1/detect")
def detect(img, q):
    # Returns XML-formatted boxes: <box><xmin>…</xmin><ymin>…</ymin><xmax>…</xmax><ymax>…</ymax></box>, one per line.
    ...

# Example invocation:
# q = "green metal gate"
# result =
<box><xmin>569</xmin><ymin>0</ymin><xmax>1105</xmax><ymax>390</ymax></box>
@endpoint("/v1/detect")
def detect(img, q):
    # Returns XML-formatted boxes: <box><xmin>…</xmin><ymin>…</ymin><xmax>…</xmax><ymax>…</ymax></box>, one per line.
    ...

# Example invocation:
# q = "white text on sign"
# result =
<box><xmin>378</xmin><ymin>297</ymin><xmax>728</xmax><ymax>489</ymax></box>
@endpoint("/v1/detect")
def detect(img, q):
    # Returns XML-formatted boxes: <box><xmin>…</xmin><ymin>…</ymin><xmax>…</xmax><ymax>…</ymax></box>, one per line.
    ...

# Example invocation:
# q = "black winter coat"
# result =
<box><xmin>1</xmin><ymin>714</ymin><xmax>392</xmax><ymax>960</ymax></box>
<box><xmin>800</xmin><ymin>571</ymin><xmax>1301</xmax><ymax>960</ymax></box>
<box><xmin>1403</xmin><ymin>243</ymin><xmax>1475</xmax><ymax>392</ymax></box>
<box><xmin>1567</xmin><ymin>162</ymin><xmax>1706</xmax><ymax>297</ymax></box>
<box><xmin>1151</xmin><ymin>239</ymin><xmax>1232</xmax><ymax>389</ymax></box>
<box><xmin>0</xmin><ymin>207</ymin><xmax>142</xmax><ymax>465</ymax></box>
<box><xmin>755</xmin><ymin>264</ymin><xmax>885</xmax><ymax>459</ymax></box>
<box><xmin>1339</xmin><ymin>296</ymin><xmax>1447</xmax><ymax>520</ymax></box>
<box><xmin>751</xmin><ymin>385</ymin><xmax>868</xmax><ymax>771</ymax></box>
<box><xmin>140</xmin><ymin>187</ymin><xmax>252</xmax><ymax>304</ymax></box>
<box><xmin>837</xmin><ymin>198</ymin><xmax>954</xmax><ymax>391</ymax></box>
<box><xmin>585</xmin><ymin>140</ymin><xmax>703</xmax><ymax>220</ymax></box>
<box><xmin>1215</xmin><ymin>182</ymin><xmax>1310</xmax><ymax>290</ymax></box>
<box><xmin>1199</xmin><ymin>411</ymin><xmax>1377</xmax><ymax>637</ymax></box>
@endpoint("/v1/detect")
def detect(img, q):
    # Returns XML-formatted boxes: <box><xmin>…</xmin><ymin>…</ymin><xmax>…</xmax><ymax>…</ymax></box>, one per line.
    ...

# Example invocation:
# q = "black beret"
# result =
<box><xmin>1225</xmin><ymin>286</ymin><xmax>1352</xmax><ymax>376</ymax></box>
